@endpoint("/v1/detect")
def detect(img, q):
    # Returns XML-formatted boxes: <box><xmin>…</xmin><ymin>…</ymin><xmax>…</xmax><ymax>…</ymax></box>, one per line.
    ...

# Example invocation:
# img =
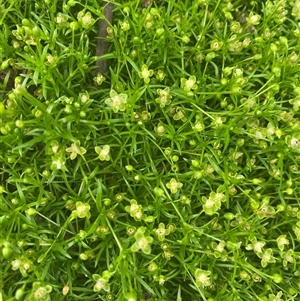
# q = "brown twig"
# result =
<box><xmin>94</xmin><ymin>2</ymin><xmax>114</xmax><ymax>77</ymax></box>
<box><xmin>94</xmin><ymin>0</ymin><xmax>153</xmax><ymax>79</ymax></box>
<box><xmin>142</xmin><ymin>0</ymin><xmax>153</xmax><ymax>8</ymax></box>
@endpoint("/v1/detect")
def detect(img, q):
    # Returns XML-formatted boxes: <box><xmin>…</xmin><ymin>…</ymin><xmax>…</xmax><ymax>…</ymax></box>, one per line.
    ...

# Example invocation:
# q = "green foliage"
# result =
<box><xmin>1</xmin><ymin>0</ymin><xmax>300</xmax><ymax>300</ymax></box>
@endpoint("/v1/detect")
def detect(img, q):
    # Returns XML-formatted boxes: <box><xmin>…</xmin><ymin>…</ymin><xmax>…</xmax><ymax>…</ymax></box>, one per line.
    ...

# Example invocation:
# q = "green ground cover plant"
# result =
<box><xmin>1</xmin><ymin>0</ymin><xmax>300</xmax><ymax>300</ymax></box>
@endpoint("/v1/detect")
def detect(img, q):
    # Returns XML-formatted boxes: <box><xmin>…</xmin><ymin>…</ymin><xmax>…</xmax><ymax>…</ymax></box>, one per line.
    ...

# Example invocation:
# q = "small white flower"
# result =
<box><xmin>290</xmin><ymin>137</ymin><xmax>299</xmax><ymax>148</ymax></box>
<box><xmin>166</xmin><ymin>178</ymin><xmax>183</xmax><ymax>194</ymax></box>
<box><xmin>11</xmin><ymin>259</ymin><xmax>21</xmax><ymax>270</ymax></box>
<box><xmin>246</xmin><ymin>241</ymin><xmax>266</xmax><ymax>254</ymax></box>
<box><xmin>181</xmin><ymin>76</ymin><xmax>198</xmax><ymax>92</ymax></box>
<box><xmin>105</xmin><ymin>90</ymin><xmax>128</xmax><ymax>112</ymax></box>
<box><xmin>155</xmin><ymin>123</ymin><xmax>166</xmax><ymax>135</ymax></box>
<box><xmin>195</xmin><ymin>269</ymin><xmax>211</xmax><ymax>287</ymax></box>
<box><xmin>247</xmin><ymin>13</ymin><xmax>261</xmax><ymax>25</ymax></box>
<box><xmin>121</xmin><ymin>21</ymin><xmax>130</xmax><ymax>31</ymax></box>
<box><xmin>277</xmin><ymin>235</ymin><xmax>289</xmax><ymax>251</ymax></box>
<box><xmin>95</xmin><ymin>145</ymin><xmax>110</xmax><ymax>161</ymax></box>
<box><xmin>77</xmin><ymin>11</ymin><xmax>95</xmax><ymax>29</ymax></box>
<box><xmin>193</xmin><ymin>122</ymin><xmax>204</xmax><ymax>132</ymax></box>
<box><xmin>51</xmin><ymin>157</ymin><xmax>65</xmax><ymax>170</ymax></box>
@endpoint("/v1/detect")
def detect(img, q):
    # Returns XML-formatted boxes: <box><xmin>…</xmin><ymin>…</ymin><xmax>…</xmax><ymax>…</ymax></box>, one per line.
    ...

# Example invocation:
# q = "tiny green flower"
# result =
<box><xmin>66</xmin><ymin>141</ymin><xmax>87</xmax><ymax>160</ymax></box>
<box><xmin>47</xmin><ymin>54</ymin><xmax>58</xmax><ymax>65</ymax></box>
<box><xmin>202</xmin><ymin>196</ymin><xmax>220</xmax><ymax>215</ymax></box>
<box><xmin>125</xmin><ymin>199</ymin><xmax>143</xmax><ymax>221</ymax></box>
<box><xmin>242</xmin><ymin>37</ymin><xmax>251</xmax><ymax>48</ymax></box>
<box><xmin>292</xmin><ymin>1</ymin><xmax>300</xmax><ymax>20</ymax></box>
<box><xmin>214</xmin><ymin>240</ymin><xmax>226</xmax><ymax>253</ymax></box>
<box><xmin>46</xmin><ymin>140</ymin><xmax>59</xmax><ymax>155</ymax></box>
<box><xmin>210</xmin><ymin>39</ymin><xmax>223</xmax><ymax>51</ymax></box>
<box><xmin>55</xmin><ymin>12</ymin><xmax>68</xmax><ymax>26</ymax></box>
<box><xmin>148</xmin><ymin>262</ymin><xmax>158</xmax><ymax>272</ymax></box>
<box><xmin>212</xmin><ymin>116</ymin><xmax>225</xmax><ymax>127</ymax></box>
<box><xmin>265</xmin><ymin>122</ymin><xmax>275</xmax><ymax>138</ymax></box>
<box><xmin>289</xmin><ymin>51</ymin><xmax>299</xmax><ymax>63</ymax></box>
<box><xmin>181</xmin><ymin>35</ymin><xmax>190</xmax><ymax>44</ymax></box>
<box><xmin>93</xmin><ymin>73</ymin><xmax>106</xmax><ymax>85</ymax></box>
<box><xmin>285</xmin><ymin>134</ymin><xmax>300</xmax><ymax>151</ymax></box>
<box><xmin>126</xmin><ymin>226</ymin><xmax>136</xmax><ymax>236</ymax></box>
<box><xmin>240</xmin><ymin>270</ymin><xmax>251</xmax><ymax>281</ymax></box>
<box><xmin>163</xmin><ymin>250</ymin><xmax>174</xmax><ymax>260</ymax></box>
<box><xmin>95</xmin><ymin>145</ymin><xmax>110</xmax><ymax>161</ymax></box>
<box><xmin>292</xmin><ymin>221</ymin><xmax>300</xmax><ymax>239</ymax></box>
<box><xmin>279</xmin><ymin>111</ymin><xmax>294</xmax><ymax>122</ymax></box>
<box><xmin>28</xmin><ymin>282</ymin><xmax>52</xmax><ymax>301</ymax></box>
<box><xmin>156</xmin><ymin>69</ymin><xmax>165</xmax><ymax>81</ymax></box>
<box><xmin>192</xmin><ymin>121</ymin><xmax>204</xmax><ymax>132</ymax></box>
<box><xmin>211</xmin><ymin>191</ymin><xmax>226</xmax><ymax>202</ymax></box>
<box><xmin>167</xmin><ymin>223</ymin><xmax>176</xmax><ymax>233</ymax></box>
<box><xmin>260</xmin><ymin>248</ymin><xmax>276</xmax><ymax>268</ymax></box>
<box><xmin>115</xmin><ymin>193</ymin><xmax>124</xmax><ymax>202</ymax></box>
<box><xmin>93</xmin><ymin>271</ymin><xmax>112</xmax><ymax>292</ymax></box>
<box><xmin>155</xmin><ymin>122</ymin><xmax>166</xmax><ymax>136</ymax></box>
<box><xmin>256</xmin><ymin>204</ymin><xmax>276</xmax><ymax>219</ymax></box>
<box><xmin>166</xmin><ymin>178</ymin><xmax>183</xmax><ymax>194</ymax></box>
<box><xmin>120</xmin><ymin>21</ymin><xmax>130</xmax><ymax>31</ymax></box>
<box><xmin>230</xmin><ymin>21</ymin><xmax>241</xmax><ymax>33</ymax></box>
<box><xmin>277</xmin><ymin>235</ymin><xmax>289</xmax><ymax>251</ymax></box>
<box><xmin>252</xmin><ymin>273</ymin><xmax>261</xmax><ymax>282</ymax></box>
<box><xmin>131</xmin><ymin>227</ymin><xmax>153</xmax><ymax>254</ymax></box>
<box><xmin>268</xmin><ymin>291</ymin><xmax>283</xmax><ymax>301</ymax></box>
<box><xmin>154</xmin><ymin>223</ymin><xmax>170</xmax><ymax>241</ymax></box>
<box><xmin>138</xmin><ymin>64</ymin><xmax>154</xmax><ymax>83</ymax></box>
<box><xmin>95</xmin><ymin>225</ymin><xmax>109</xmax><ymax>238</ymax></box>
<box><xmin>181</xmin><ymin>75</ymin><xmax>198</xmax><ymax>92</ymax></box>
<box><xmin>51</xmin><ymin>154</ymin><xmax>66</xmax><ymax>171</ymax></box>
<box><xmin>73</xmin><ymin>201</ymin><xmax>91</xmax><ymax>219</ymax></box>
<box><xmin>145</xmin><ymin>21</ymin><xmax>153</xmax><ymax>29</ymax></box>
<box><xmin>154</xmin><ymin>275</ymin><xmax>166</xmax><ymax>285</ymax></box>
<box><xmin>195</xmin><ymin>269</ymin><xmax>211</xmax><ymax>287</ymax></box>
<box><xmin>155</xmin><ymin>87</ymin><xmax>172</xmax><ymax>108</ymax></box>
<box><xmin>180</xmin><ymin>195</ymin><xmax>191</xmax><ymax>205</ymax></box>
<box><xmin>246</xmin><ymin>240</ymin><xmax>266</xmax><ymax>255</ymax></box>
<box><xmin>140</xmin><ymin>111</ymin><xmax>151</xmax><ymax>122</ymax></box>
<box><xmin>289</xmin><ymin>97</ymin><xmax>300</xmax><ymax>111</ymax></box>
<box><xmin>79</xmin><ymin>249</ymin><xmax>94</xmax><ymax>260</ymax></box>
<box><xmin>246</xmin><ymin>12</ymin><xmax>261</xmax><ymax>25</ymax></box>
<box><xmin>11</xmin><ymin>259</ymin><xmax>21</xmax><ymax>271</ymax></box>
<box><xmin>105</xmin><ymin>89</ymin><xmax>128</xmax><ymax>112</ymax></box>
<box><xmin>77</xmin><ymin>230</ymin><xmax>87</xmax><ymax>240</ymax></box>
<box><xmin>79</xmin><ymin>92</ymin><xmax>90</xmax><ymax>104</ymax></box>
<box><xmin>280</xmin><ymin>249</ymin><xmax>295</xmax><ymax>267</ymax></box>
<box><xmin>77</xmin><ymin>11</ymin><xmax>95</xmax><ymax>29</ymax></box>
<box><xmin>173</xmin><ymin>107</ymin><xmax>186</xmax><ymax>121</ymax></box>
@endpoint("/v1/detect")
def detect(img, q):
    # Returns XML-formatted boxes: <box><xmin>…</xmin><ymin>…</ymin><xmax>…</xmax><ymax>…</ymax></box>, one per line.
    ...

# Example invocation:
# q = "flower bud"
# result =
<box><xmin>1</xmin><ymin>59</ymin><xmax>10</xmax><ymax>70</ymax></box>
<box><xmin>156</xmin><ymin>28</ymin><xmax>164</xmax><ymax>36</ymax></box>
<box><xmin>26</xmin><ymin>208</ymin><xmax>36</xmax><ymax>215</ymax></box>
<box><xmin>2</xmin><ymin>245</ymin><xmax>12</xmax><ymax>258</ymax></box>
<box><xmin>224</xmin><ymin>213</ymin><xmax>235</xmax><ymax>220</ymax></box>
<box><xmin>154</xmin><ymin>187</ymin><xmax>164</xmax><ymax>197</ymax></box>
<box><xmin>15</xmin><ymin>287</ymin><xmax>25</xmax><ymax>300</ymax></box>
<box><xmin>22</xmin><ymin>18</ymin><xmax>31</xmax><ymax>27</ymax></box>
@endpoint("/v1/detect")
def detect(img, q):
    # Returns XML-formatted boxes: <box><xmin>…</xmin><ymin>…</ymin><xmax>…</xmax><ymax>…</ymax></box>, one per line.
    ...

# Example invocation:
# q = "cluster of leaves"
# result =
<box><xmin>1</xmin><ymin>0</ymin><xmax>300</xmax><ymax>300</ymax></box>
